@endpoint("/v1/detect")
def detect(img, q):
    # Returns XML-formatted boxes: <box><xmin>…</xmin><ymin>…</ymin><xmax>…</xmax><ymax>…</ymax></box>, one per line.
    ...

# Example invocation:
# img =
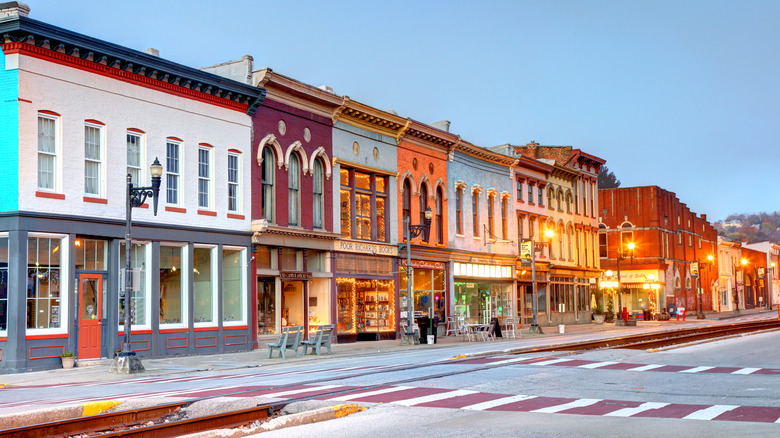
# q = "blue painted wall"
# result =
<box><xmin>0</xmin><ymin>49</ymin><xmax>19</xmax><ymax>211</ymax></box>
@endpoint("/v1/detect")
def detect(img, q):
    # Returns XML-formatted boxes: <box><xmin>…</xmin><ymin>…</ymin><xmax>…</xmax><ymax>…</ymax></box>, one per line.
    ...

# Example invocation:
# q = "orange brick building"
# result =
<box><xmin>598</xmin><ymin>186</ymin><xmax>718</xmax><ymax>318</ymax></box>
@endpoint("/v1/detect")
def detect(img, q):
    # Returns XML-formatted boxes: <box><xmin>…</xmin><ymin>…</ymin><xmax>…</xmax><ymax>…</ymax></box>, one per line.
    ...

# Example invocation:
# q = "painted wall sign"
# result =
<box><xmin>400</xmin><ymin>260</ymin><xmax>445</xmax><ymax>270</ymax></box>
<box><xmin>337</xmin><ymin>240</ymin><xmax>398</xmax><ymax>256</ymax></box>
<box><xmin>280</xmin><ymin>271</ymin><xmax>312</xmax><ymax>280</ymax></box>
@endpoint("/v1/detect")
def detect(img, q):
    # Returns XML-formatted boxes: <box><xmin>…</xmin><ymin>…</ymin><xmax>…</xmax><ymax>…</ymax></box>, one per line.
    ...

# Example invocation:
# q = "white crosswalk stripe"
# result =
<box><xmin>579</xmin><ymin>361</ymin><xmax>617</xmax><ymax>369</ymax></box>
<box><xmin>327</xmin><ymin>386</ymin><xmax>415</xmax><ymax>402</ymax></box>
<box><xmin>394</xmin><ymin>389</ymin><xmax>478</xmax><ymax>406</ymax></box>
<box><xmin>259</xmin><ymin>385</ymin><xmax>340</xmax><ymax>399</ymax></box>
<box><xmin>731</xmin><ymin>367</ymin><xmax>760</xmax><ymax>375</ymax></box>
<box><xmin>627</xmin><ymin>364</ymin><xmax>665</xmax><ymax>372</ymax></box>
<box><xmin>604</xmin><ymin>402</ymin><xmax>669</xmax><ymax>417</ymax></box>
<box><xmin>683</xmin><ymin>405</ymin><xmax>739</xmax><ymax>420</ymax></box>
<box><xmin>681</xmin><ymin>366</ymin><xmax>715</xmax><ymax>373</ymax></box>
<box><xmin>461</xmin><ymin>395</ymin><xmax>537</xmax><ymax>411</ymax></box>
<box><xmin>532</xmin><ymin>398</ymin><xmax>602</xmax><ymax>413</ymax></box>
<box><xmin>530</xmin><ymin>358</ymin><xmax>572</xmax><ymax>366</ymax></box>
<box><xmin>488</xmin><ymin>357</ymin><xmax>533</xmax><ymax>366</ymax></box>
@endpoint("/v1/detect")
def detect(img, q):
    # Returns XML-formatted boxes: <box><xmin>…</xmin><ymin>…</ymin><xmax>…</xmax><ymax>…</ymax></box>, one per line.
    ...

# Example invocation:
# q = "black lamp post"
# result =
<box><xmin>527</xmin><ymin>229</ymin><xmax>554</xmax><ymax>334</ymax></box>
<box><xmin>110</xmin><ymin>158</ymin><xmax>162</xmax><ymax>374</ymax></box>
<box><xmin>401</xmin><ymin>207</ymin><xmax>433</xmax><ymax>345</ymax></box>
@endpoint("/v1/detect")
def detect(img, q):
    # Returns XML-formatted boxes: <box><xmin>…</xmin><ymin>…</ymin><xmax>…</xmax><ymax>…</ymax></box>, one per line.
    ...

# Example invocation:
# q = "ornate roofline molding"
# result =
<box><xmin>457</xmin><ymin>141</ymin><xmax>517</xmax><ymax>166</ymax></box>
<box><xmin>1</xmin><ymin>16</ymin><xmax>265</xmax><ymax>114</ymax></box>
<box><xmin>253</xmin><ymin>68</ymin><xmax>343</xmax><ymax>119</ymax></box>
<box><xmin>332</xmin><ymin>99</ymin><xmax>408</xmax><ymax>138</ymax></box>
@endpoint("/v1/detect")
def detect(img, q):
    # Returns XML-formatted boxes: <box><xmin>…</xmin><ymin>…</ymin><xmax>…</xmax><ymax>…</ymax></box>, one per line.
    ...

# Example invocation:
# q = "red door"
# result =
<box><xmin>78</xmin><ymin>274</ymin><xmax>102</xmax><ymax>359</ymax></box>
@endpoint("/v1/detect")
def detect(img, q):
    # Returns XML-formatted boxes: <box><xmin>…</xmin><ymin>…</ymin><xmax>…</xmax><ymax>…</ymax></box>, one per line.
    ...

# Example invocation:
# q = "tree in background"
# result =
<box><xmin>598</xmin><ymin>166</ymin><xmax>621</xmax><ymax>188</ymax></box>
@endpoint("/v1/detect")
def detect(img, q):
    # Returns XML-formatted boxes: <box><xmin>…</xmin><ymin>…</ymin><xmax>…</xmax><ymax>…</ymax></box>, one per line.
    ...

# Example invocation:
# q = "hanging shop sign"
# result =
<box><xmin>520</xmin><ymin>241</ymin><xmax>532</xmax><ymax>267</ymax></box>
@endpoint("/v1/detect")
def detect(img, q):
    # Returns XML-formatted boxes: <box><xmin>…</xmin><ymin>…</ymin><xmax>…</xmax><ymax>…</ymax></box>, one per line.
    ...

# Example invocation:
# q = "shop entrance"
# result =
<box><xmin>77</xmin><ymin>273</ymin><xmax>102</xmax><ymax>359</ymax></box>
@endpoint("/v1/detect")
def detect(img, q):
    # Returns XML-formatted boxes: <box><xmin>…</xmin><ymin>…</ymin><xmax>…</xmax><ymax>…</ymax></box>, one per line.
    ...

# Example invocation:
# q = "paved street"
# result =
<box><xmin>1</xmin><ymin>312</ymin><xmax>778</xmax><ymax>436</ymax></box>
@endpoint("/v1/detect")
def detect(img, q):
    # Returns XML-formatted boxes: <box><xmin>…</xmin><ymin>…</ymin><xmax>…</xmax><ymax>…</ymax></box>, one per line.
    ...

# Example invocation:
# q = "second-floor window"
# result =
<box><xmin>166</xmin><ymin>140</ymin><xmax>180</xmax><ymax>205</ymax></box>
<box><xmin>340</xmin><ymin>168</ymin><xmax>387</xmax><ymax>242</ymax></box>
<box><xmin>538</xmin><ymin>185</ymin><xmax>544</xmax><ymax>206</ymax></box>
<box><xmin>312</xmin><ymin>159</ymin><xmax>324</xmax><ymax>228</ymax></box>
<box><xmin>38</xmin><ymin>114</ymin><xmax>58</xmax><ymax>191</ymax></box>
<box><xmin>455</xmin><ymin>187</ymin><xmax>463</xmax><ymax>235</ymax></box>
<box><xmin>227</xmin><ymin>152</ymin><xmax>240</xmax><ymax>213</ymax></box>
<box><xmin>84</xmin><ymin>123</ymin><xmax>103</xmax><ymax>196</ymax></box>
<box><xmin>402</xmin><ymin>179</ymin><xmax>412</xmax><ymax>231</ymax></box>
<box><xmin>198</xmin><ymin>146</ymin><xmax>211</xmax><ymax>209</ymax></box>
<box><xmin>419</xmin><ymin>184</ymin><xmax>429</xmax><ymax>241</ymax></box>
<box><xmin>127</xmin><ymin>131</ymin><xmax>143</xmax><ymax>185</ymax></box>
<box><xmin>261</xmin><ymin>147</ymin><xmax>275</xmax><ymax>222</ymax></box>
<box><xmin>436</xmin><ymin>187</ymin><xmax>444</xmax><ymax>244</ymax></box>
<box><xmin>528</xmin><ymin>184</ymin><xmax>534</xmax><ymax>205</ymax></box>
<box><xmin>516</xmin><ymin>180</ymin><xmax>523</xmax><ymax>201</ymax></box>
<box><xmin>288</xmin><ymin>154</ymin><xmax>300</xmax><ymax>226</ymax></box>
<box><xmin>599</xmin><ymin>224</ymin><xmax>607</xmax><ymax>258</ymax></box>
<box><xmin>472</xmin><ymin>191</ymin><xmax>479</xmax><ymax>237</ymax></box>
<box><xmin>501</xmin><ymin>197</ymin><xmax>508</xmax><ymax>239</ymax></box>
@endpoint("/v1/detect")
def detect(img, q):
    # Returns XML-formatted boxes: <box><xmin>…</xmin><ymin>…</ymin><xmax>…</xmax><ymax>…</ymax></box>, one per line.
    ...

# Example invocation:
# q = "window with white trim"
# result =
<box><xmin>119</xmin><ymin>241</ymin><xmax>150</xmax><ymax>328</ymax></box>
<box><xmin>84</xmin><ymin>123</ymin><xmax>103</xmax><ymax>196</ymax></box>
<box><xmin>166</xmin><ymin>140</ymin><xmax>181</xmax><ymax>206</ymax></box>
<box><xmin>261</xmin><ymin>147</ymin><xmax>275</xmax><ymax>222</ymax></box>
<box><xmin>126</xmin><ymin>131</ymin><xmax>143</xmax><ymax>185</ymax></box>
<box><xmin>27</xmin><ymin>234</ymin><xmax>68</xmax><ymax>331</ymax></box>
<box><xmin>193</xmin><ymin>246</ymin><xmax>217</xmax><ymax>325</ymax></box>
<box><xmin>198</xmin><ymin>146</ymin><xmax>212</xmax><ymax>209</ymax></box>
<box><xmin>227</xmin><ymin>152</ymin><xmax>240</xmax><ymax>213</ymax></box>
<box><xmin>160</xmin><ymin>244</ymin><xmax>186</xmax><ymax>326</ymax></box>
<box><xmin>222</xmin><ymin>247</ymin><xmax>246</xmax><ymax>324</ymax></box>
<box><xmin>37</xmin><ymin>114</ymin><xmax>58</xmax><ymax>190</ymax></box>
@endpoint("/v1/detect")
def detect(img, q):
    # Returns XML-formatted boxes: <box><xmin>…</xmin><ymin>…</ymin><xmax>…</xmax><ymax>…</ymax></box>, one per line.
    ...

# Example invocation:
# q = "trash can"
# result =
<box><xmin>643</xmin><ymin>309</ymin><xmax>652</xmax><ymax>321</ymax></box>
<box><xmin>416</xmin><ymin>316</ymin><xmax>430</xmax><ymax>344</ymax></box>
<box><xmin>558</xmin><ymin>324</ymin><xmax>565</xmax><ymax>334</ymax></box>
<box><xmin>427</xmin><ymin>335</ymin><xmax>435</xmax><ymax>345</ymax></box>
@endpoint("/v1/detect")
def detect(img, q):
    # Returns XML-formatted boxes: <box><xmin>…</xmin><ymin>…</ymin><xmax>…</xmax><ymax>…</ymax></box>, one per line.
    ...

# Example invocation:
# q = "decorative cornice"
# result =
<box><xmin>253</xmin><ymin>68</ymin><xmax>342</xmax><ymax>119</ymax></box>
<box><xmin>456</xmin><ymin>141</ymin><xmax>518</xmax><ymax>166</ymax></box>
<box><xmin>332</xmin><ymin>99</ymin><xmax>407</xmax><ymax>138</ymax></box>
<box><xmin>1</xmin><ymin>16</ymin><xmax>265</xmax><ymax>115</ymax></box>
<box><xmin>252</xmin><ymin>224</ymin><xmax>340</xmax><ymax>241</ymax></box>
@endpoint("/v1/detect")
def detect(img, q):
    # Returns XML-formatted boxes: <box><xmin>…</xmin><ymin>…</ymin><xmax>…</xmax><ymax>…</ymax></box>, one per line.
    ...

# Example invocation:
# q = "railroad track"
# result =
<box><xmin>4</xmin><ymin>319</ymin><xmax>778</xmax><ymax>437</ymax></box>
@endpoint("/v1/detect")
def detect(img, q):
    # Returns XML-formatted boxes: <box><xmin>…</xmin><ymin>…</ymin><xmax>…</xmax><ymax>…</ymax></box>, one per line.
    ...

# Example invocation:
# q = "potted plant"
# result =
<box><xmin>592</xmin><ymin>303</ymin><xmax>605</xmax><ymax>324</ymax></box>
<box><xmin>604</xmin><ymin>295</ymin><xmax>615</xmax><ymax>323</ymax></box>
<box><xmin>60</xmin><ymin>351</ymin><xmax>76</xmax><ymax>369</ymax></box>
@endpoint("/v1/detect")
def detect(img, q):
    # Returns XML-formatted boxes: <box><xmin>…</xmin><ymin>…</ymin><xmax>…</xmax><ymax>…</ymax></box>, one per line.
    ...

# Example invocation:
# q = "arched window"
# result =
<box><xmin>402</xmin><ymin>179</ymin><xmax>412</xmax><ymax>232</ymax></box>
<box><xmin>312</xmin><ymin>159</ymin><xmax>324</xmax><ymax>228</ymax></box>
<box><xmin>436</xmin><ymin>187</ymin><xmax>444</xmax><ymax>244</ymax></box>
<box><xmin>557</xmin><ymin>189</ymin><xmax>563</xmax><ymax>211</ymax></box>
<box><xmin>455</xmin><ymin>187</ymin><xmax>463</xmax><ymax>235</ymax></box>
<box><xmin>419</xmin><ymin>184</ymin><xmax>429</xmax><ymax>241</ymax></box>
<box><xmin>558</xmin><ymin>224</ymin><xmax>564</xmax><ymax>258</ymax></box>
<box><xmin>566</xmin><ymin>192</ymin><xmax>573</xmax><ymax>214</ymax></box>
<box><xmin>568</xmin><ymin>226</ymin><xmax>574</xmax><ymax>260</ymax></box>
<box><xmin>620</xmin><ymin>222</ymin><xmax>633</xmax><ymax>251</ymax></box>
<box><xmin>288</xmin><ymin>153</ymin><xmax>300</xmax><ymax>226</ymax></box>
<box><xmin>675</xmin><ymin>277</ymin><xmax>681</xmax><ymax>289</ymax></box>
<box><xmin>685</xmin><ymin>277</ymin><xmax>691</xmax><ymax>289</ymax></box>
<box><xmin>547</xmin><ymin>187</ymin><xmax>554</xmax><ymax>209</ymax></box>
<box><xmin>487</xmin><ymin>193</ymin><xmax>495</xmax><ymax>239</ymax></box>
<box><xmin>261</xmin><ymin>147</ymin><xmax>275</xmax><ymax>222</ymax></box>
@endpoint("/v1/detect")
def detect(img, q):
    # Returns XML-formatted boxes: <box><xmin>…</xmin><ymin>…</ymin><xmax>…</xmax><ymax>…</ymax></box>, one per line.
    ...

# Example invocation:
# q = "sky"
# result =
<box><xmin>27</xmin><ymin>0</ymin><xmax>780</xmax><ymax>221</ymax></box>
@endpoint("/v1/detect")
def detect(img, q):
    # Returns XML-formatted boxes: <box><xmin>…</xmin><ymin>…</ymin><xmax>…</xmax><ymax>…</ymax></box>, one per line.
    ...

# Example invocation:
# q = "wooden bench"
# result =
<box><xmin>301</xmin><ymin>324</ymin><xmax>335</xmax><ymax>356</ymax></box>
<box><xmin>266</xmin><ymin>325</ymin><xmax>303</xmax><ymax>359</ymax></box>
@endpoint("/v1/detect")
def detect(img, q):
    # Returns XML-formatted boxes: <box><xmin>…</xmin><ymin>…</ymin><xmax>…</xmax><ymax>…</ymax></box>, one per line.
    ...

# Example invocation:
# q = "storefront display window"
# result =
<box><xmin>160</xmin><ymin>245</ymin><xmax>184</xmax><ymax>325</ymax></box>
<box><xmin>257</xmin><ymin>279</ymin><xmax>275</xmax><ymax>334</ymax></box>
<box><xmin>400</xmin><ymin>268</ymin><xmax>446</xmax><ymax>320</ymax></box>
<box><xmin>308</xmin><ymin>279</ymin><xmax>330</xmax><ymax>332</ymax></box>
<box><xmin>454</xmin><ymin>282</ymin><xmax>512</xmax><ymax>324</ymax></box>
<box><xmin>193</xmin><ymin>246</ymin><xmax>215</xmax><ymax>324</ymax></box>
<box><xmin>222</xmin><ymin>248</ymin><xmax>244</xmax><ymax>323</ymax></box>
<box><xmin>27</xmin><ymin>235</ymin><xmax>64</xmax><ymax>330</ymax></box>
<box><xmin>336</xmin><ymin>278</ymin><xmax>394</xmax><ymax>333</ymax></box>
<box><xmin>74</xmin><ymin>237</ymin><xmax>107</xmax><ymax>270</ymax></box>
<box><xmin>550</xmin><ymin>276</ymin><xmax>574</xmax><ymax>312</ymax></box>
<box><xmin>339</xmin><ymin>167</ymin><xmax>388</xmax><ymax>242</ymax></box>
<box><xmin>119</xmin><ymin>242</ymin><xmax>148</xmax><ymax>327</ymax></box>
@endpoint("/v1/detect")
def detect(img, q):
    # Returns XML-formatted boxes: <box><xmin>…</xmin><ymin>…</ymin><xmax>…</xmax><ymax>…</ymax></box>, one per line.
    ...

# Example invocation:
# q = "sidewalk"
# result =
<box><xmin>1</xmin><ymin>308</ymin><xmax>775</xmax><ymax>388</ymax></box>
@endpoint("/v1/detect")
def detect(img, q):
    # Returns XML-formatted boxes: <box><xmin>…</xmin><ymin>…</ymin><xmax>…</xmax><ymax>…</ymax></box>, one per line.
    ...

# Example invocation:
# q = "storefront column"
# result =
<box><xmin>5</xmin><ymin>230</ymin><xmax>27</xmax><ymax>371</ymax></box>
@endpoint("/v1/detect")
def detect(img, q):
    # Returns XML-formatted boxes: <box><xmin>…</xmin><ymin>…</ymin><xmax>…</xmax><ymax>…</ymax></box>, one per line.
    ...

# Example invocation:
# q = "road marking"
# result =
<box><xmin>530</xmin><ymin>358</ymin><xmax>572</xmax><ymax>366</ymax></box>
<box><xmin>488</xmin><ymin>357</ymin><xmax>533</xmax><ymax>366</ymax></box>
<box><xmin>627</xmin><ymin>364</ymin><xmax>665</xmax><ymax>372</ymax></box>
<box><xmin>732</xmin><ymin>368</ymin><xmax>760</xmax><ymax>375</ymax></box>
<box><xmin>394</xmin><ymin>389</ymin><xmax>478</xmax><ymax>406</ymax></box>
<box><xmin>461</xmin><ymin>395</ymin><xmax>537</xmax><ymax>411</ymax></box>
<box><xmin>532</xmin><ymin>398</ymin><xmax>602</xmax><ymax>413</ymax></box>
<box><xmin>681</xmin><ymin>366</ymin><xmax>715</xmax><ymax>373</ymax></box>
<box><xmin>683</xmin><ymin>405</ymin><xmax>739</xmax><ymax>420</ymax></box>
<box><xmin>260</xmin><ymin>385</ymin><xmax>341</xmax><ymax>398</ymax></box>
<box><xmin>327</xmin><ymin>386</ymin><xmax>414</xmax><ymax>401</ymax></box>
<box><xmin>579</xmin><ymin>361</ymin><xmax>618</xmax><ymax>369</ymax></box>
<box><xmin>604</xmin><ymin>402</ymin><xmax>670</xmax><ymax>417</ymax></box>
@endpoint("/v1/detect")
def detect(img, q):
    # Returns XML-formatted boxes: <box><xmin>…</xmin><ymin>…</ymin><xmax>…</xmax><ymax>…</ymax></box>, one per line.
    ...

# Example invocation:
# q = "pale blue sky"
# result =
<box><xmin>30</xmin><ymin>0</ymin><xmax>780</xmax><ymax>221</ymax></box>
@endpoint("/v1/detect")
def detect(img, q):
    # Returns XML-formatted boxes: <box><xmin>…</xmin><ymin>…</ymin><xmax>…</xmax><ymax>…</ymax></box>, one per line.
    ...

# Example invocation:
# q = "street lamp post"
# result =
<box><xmin>528</xmin><ymin>229</ymin><xmax>555</xmax><ymax>334</ymax></box>
<box><xmin>615</xmin><ymin>242</ymin><xmax>634</xmax><ymax>325</ymax></box>
<box><xmin>110</xmin><ymin>158</ymin><xmax>162</xmax><ymax>374</ymax></box>
<box><xmin>400</xmin><ymin>207</ymin><xmax>433</xmax><ymax>345</ymax></box>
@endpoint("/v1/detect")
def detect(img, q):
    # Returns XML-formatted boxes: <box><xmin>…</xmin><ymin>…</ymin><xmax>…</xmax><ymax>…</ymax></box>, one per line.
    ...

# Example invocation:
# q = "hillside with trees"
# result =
<box><xmin>716</xmin><ymin>212</ymin><xmax>780</xmax><ymax>244</ymax></box>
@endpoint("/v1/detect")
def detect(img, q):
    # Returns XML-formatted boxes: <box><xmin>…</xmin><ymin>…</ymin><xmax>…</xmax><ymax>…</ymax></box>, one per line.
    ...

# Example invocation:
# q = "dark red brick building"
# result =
<box><xmin>598</xmin><ymin>186</ymin><xmax>718</xmax><ymax>318</ymax></box>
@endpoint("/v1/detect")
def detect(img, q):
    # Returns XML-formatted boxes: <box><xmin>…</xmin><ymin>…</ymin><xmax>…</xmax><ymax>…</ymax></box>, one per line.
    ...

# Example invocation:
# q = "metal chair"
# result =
<box><xmin>503</xmin><ymin>317</ymin><xmax>518</xmax><ymax>339</ymax></box>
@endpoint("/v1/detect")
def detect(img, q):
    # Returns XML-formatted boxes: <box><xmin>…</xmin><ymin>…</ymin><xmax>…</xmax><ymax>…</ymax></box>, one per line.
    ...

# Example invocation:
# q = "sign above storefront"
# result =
<box><xmin>400</xmin><ymin>260</ymin><xmax>445</xmax><ymax>270</ymax></box>
<box><xmin>618</xmin><ymin>270</ymin><xmax>665</xmax><ymax>283</ymax></box>
<box><xmin>280</xmin><ymin>271</ymin><xmax>312</xmax><ymax>280</ymax></box>
<box><xmin>336</xmin><ymin>240</ymin><xmax>398</xmax><ymax>256</ymax></box>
